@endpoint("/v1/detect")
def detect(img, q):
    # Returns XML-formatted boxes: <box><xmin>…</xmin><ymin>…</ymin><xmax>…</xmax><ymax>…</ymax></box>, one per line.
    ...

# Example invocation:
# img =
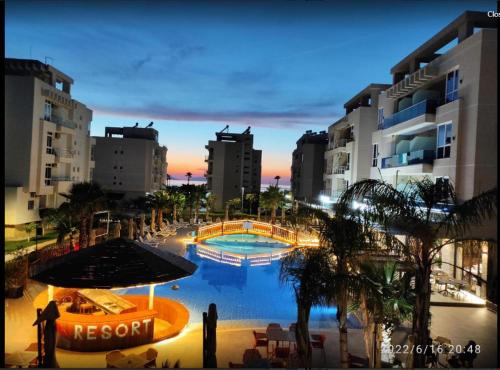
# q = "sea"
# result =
<box><xmin>169</xmin><ymin>179</ymin><xmax>290</xmax><ymax>192</ymax></box>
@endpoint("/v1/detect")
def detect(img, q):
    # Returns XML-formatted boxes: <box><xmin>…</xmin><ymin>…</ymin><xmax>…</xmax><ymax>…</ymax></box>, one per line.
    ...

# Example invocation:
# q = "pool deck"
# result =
<box><xmin>4</xmin><ymin>229</ymin><xmax>498</xmax><ymax>368</ymax></box>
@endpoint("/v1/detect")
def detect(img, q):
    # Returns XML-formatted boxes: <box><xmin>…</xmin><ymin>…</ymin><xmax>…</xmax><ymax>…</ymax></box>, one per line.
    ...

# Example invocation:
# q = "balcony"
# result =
<box><xmin>51</xmin><ymin>176</ymin><xmax>72</xmax><ymax>182</ymax></box>
<box><xmin>381</xmin><ymin>149</ymin><xmax>435</xmax><ymax>169</ymax></box>
<box><xmin>43</xmin><ymin>115</ymin><xmax>77</xmax><ymax>131</ymax></box>
<box><xmin>382</xmin><ymin>99</ymin><xmax>438</xmax><ymax>130</ymax></box>
<box><xmin>53</xmin><ymin>148</ymin><xmax>75</xmax><ymax>159</ymax></box>
<box><xmin>333</xmin><ymin>166</ymin><xmax>347</xmax><ymax>175</ymax></box>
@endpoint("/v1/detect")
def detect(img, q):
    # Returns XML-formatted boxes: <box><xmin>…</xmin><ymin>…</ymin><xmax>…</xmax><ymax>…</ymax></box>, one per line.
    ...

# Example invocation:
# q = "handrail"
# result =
<box><xmin>383</xmin><ymin>99</ymin><xmax>437</xmax><ymax>129</ymax></box>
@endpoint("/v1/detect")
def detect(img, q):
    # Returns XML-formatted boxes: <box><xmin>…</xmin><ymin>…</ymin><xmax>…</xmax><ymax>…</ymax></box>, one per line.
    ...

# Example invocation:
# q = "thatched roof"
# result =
<box><xmin>30</xmin><ymin>238</ymin><xmax>197</xmax><ymax>289</ymax></box>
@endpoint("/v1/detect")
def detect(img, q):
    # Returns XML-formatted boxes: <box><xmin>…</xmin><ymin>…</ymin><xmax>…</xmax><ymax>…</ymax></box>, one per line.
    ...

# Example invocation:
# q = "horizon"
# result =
<box><xmin>5</xmin><ymin>0</ymin><xmax>494</xmax><ymax>184</ymax></box>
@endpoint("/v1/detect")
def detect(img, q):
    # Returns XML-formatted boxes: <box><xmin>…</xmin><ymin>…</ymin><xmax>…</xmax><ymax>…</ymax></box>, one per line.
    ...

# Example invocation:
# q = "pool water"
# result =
<box><xmin>201</xmin><ymin>234</ymin><xmax>291</xmax><ymax>255</ymax></box>
<box><xmin>121</xmin><ymin>235</ymin><xmax>361</xmax><ymax>329</ymax></box>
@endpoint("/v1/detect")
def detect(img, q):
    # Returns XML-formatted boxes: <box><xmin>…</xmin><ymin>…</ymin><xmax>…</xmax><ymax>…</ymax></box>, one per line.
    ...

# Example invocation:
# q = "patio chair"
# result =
<box><xmin>253</xmin><ymin>330</ymin><xmax>268</xmax><ymax>353</ymax></box>
<box><xmin>139</xmin><ymin>348</ymin><xmax>158</xmax><ymax>368</ymax></box>
<box><xmin>311</xmin><ymin>334</ymin><xmax>327</xmax><ymax>362</ymax></box>
<box><xmin>274</xmin><ymin>347</ymin><xmax>290</xmax><ymax>362</ymax></box>
<box><xmin>106</xmin><ymin>350</ymin><xmax>125</xmax><ymax>368</ymax></box>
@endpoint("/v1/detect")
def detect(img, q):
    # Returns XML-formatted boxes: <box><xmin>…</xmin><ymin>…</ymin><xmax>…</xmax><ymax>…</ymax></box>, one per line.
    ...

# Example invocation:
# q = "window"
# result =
<box><xmin>372</xmin><ymin>144</ymin><xmax>379</xmax><ymax>167</ymax></box>
<box><xmin>28</xmin><ymin>200</ymin><xmax>35</xmax><ymax>210</ymax></box>
<box><xmin>46</xmin><ymin>132</ymin><xmax>53</xmax><ymax>154</ymax></box>
<box><xmin>435</xmin><ymin>177</ymin><xmax>450</xmax><ymax>200</ymax></box>
<box><xmin>44</xmin><ymin>101</ymin><xmax>52</xmax><ymax>120</ymax></box>
<box><xmin>91</xmin><ymin>145</ymin><xmax>95</xmax><ymax>161</ymax></box>
<box><xmin>377</xmin><ymin>108</ymin><xmax>384</xmax><ymax>128</ymax></box>
<box><xmin>445</xmin><ymin>69</ymin><xmax>459</xmax><ymax>103</ymax></box>
<box><xmin>346</xmin><ymin>153</ymin><xmax>351</xmax><ymax>170</ymax></box>
<box><xmin>436</xmin><ymin>123</ymin><xmax>452</xmax><ymax>159</ymax></box>
<box><xmin>44</xmin><ymin>164</ymin><xmax>52</xmax><ymax>186</ymax></box>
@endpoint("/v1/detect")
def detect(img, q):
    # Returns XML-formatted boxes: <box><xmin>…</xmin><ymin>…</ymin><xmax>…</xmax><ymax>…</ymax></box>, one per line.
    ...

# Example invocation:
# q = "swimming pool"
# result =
<box><xmin>201</xmin><ymin>234</ymin><xmax>291</xmax><ymax>256</ymax></box>
<box><xmin>120</xmin><ymin>235</ymin><xmax>360</xmax><ymax>329</ymax></box>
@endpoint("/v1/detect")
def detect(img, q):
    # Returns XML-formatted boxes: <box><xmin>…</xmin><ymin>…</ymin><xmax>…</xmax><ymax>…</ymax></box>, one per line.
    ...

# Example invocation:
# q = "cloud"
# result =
<box><xmin>92</xmin><ymin>103</ymin><xmax>341</xmax><ymax>129</ymax></box>
<box><xmin>131</xmin><ymin>54</ymin><xmax>153</xmax><ymax>71</ymax></box>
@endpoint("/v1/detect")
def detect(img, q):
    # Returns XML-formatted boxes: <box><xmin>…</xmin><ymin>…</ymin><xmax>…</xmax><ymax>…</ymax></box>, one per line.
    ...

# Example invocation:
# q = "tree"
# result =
<box><xmin>24</xmin><ymin>222</ymin><xmax>37</xmax><ymax>242</ymax></box>
<box><xmin>206</xmin><ymin>193</ymin><xmax>217</xmax><ymax>221</ymax></box>
<box><xmin>338</xmin><ymin>178</ymin><xmax>497</xmax><ymax>367</ymax></box>
<box><xmin>185</xmin><ymin>172</ymin><xmax>193</xmax><ymax>185</ymax></box>
<box><xmin>358</xmin><ymin>260</ymin><xmax>414</xmax><ymax>368</ymax></box>
<box><xmin>168</xmin><ymin>191</ymin><xmax>186</xmax><ymax>222</ymax></box>
<box><xmin>60</xmin><ymin>182</ymin><xmax>107</xmax><ymax>249</ymax></box>
<box><xmin>274</xmin><ymin>175</ymin><xmax>281</xmax><ymax>186</ymax></box>
<box><xmin>41</xmin><ymin>204</ymin><xmax>76</xmax><ymax>250</ymax></box>
<box><xmin>260</xmin><ymin>185</ymin><xmax>284</xmax><ymax>224</ymax></box>
<box><xmin>166</xmin><ymin>173</ymin><xmax>171</xmax><ymax>187</ymax></box>
<box><xmin>154</xmin><ymin>190</ymin><xmax>170</xmax><ymax>230</ymax></box>
<box><xmin>225</xmin><ymin>198</ymin><xmax>241</xmax><ymax>221</ymax></box>
<box><xmin>280</xmin><ymin>247</ymin><xmax>332</xmax><ymax>367</ymax></box>
<box><xmin>315</xmin><ymin>208</ymin><xmax>377</xmax><ymax>368</ymax></box>
<box><xmin>245</xmin><ymin>193</ymin><xmax>258</xmax><ymax>215</ymax></box>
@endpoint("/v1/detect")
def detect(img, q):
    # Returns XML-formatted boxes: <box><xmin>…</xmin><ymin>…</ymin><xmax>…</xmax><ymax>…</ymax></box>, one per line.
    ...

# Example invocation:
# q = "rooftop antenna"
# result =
<box><xmin>242</xmin><ymin>126</ymin><xmax>251</xmax><ymax>134</ymax></box>
<box><xmin>133</xmin><ymin>122</ymin><xmax>139</xmax><ymax>128</ymax></box>
<box><xmin>219</xmin><ymin>125</ymin><xmax>229</xmax><ymax>134</ymax></box>
<box><xmin>44</xmin><ymin>56</ymin><xmax>53</xmax><ymax>65</ymax></box>
<box><xmin>146</xmin><ymin>121</ymin><xmax>154</xmax><ymax>128</ymax></box>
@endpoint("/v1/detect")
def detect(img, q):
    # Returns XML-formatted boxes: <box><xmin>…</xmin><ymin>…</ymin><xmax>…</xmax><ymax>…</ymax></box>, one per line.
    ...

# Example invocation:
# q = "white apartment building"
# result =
<box><xmin>370</xmin><ymin>12</ymin><xmax>497</xmax><ymax>302</ymax></box>
<box><xmin>5</xmin><ymin>58</ymin><xmax>95</xmax><ymax>240</ymax></box>
<box><xmin>323</xmin><ymin>84</ymin><xmax>389</xmax><ymax>204</ymax></box>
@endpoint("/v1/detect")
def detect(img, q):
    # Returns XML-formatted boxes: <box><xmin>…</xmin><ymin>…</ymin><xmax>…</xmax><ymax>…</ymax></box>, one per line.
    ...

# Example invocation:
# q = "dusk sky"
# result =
<box><xmin>6</xmin><ymin>0</ymin><xmax>494</xmax><ymax>184</ymax></box>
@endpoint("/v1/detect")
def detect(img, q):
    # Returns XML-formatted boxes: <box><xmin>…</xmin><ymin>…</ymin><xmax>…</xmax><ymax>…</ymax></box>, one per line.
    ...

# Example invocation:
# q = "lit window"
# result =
<box><xmin>436</xmin><ymin>123</ymin><xmax>452</xmax><ymax>159</ymax></box>
<box><xmin>28</xmin><ymin>200</ymin><xmax>35</xmax><ymax>210</ymax></box>
<box><xmin>44</xmin><ymin>101</ymin><xmax>52</xmax><ymax>120</ymax></box>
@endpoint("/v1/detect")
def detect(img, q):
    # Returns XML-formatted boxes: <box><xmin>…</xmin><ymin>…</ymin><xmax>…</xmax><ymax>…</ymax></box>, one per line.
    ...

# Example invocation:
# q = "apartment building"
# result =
<box><xmin>323</xmin><ymin>84</ymin><xmax>390</xmax><ymax>203</ymax></box>
<box><xmin>291</xmin><ymin>130</ymin><xmax>328</xmax><ymax>203</ymax></box>
<box><xmin>5</xmin><ymin>58</ymin><xmax>95</xmax><ymax>239</ymax></box>
<box><xmin>93</xmin><ymin>126</ymin><xmax>168</xmax><ymax>199</ymax></box>
<box><xmin>371</xmin><ymin>11</ymin><xmax>497</xmax><ymax>302</ymax></box>
<box><xmin>205</xmin><ymin>126</ymin><xmax>262</xmax><ymax>211</ymax></box>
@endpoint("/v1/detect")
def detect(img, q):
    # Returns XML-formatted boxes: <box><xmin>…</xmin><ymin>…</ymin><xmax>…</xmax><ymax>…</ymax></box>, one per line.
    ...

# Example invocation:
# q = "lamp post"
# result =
<box><xmin>241</xmin><ymin>187</ymin><xmax>245</xmax><ymax>213</ymax></box>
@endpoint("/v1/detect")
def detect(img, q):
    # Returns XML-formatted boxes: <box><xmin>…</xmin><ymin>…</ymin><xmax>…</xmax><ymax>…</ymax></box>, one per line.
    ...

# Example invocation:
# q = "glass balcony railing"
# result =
<box><xmin>44</xmin><ymin>115</ymin><xmax>77</xmax><ymax>129</ymax></box>
<box><xmin>382</xmin><ymin>99</ymin><xmax>437</xmax><ymax>130</ymax></box>
<box><xmin>51</xmin><ymin>176</ymin><xmax>72</xmax><ymax>182</ymax></box>
<box><xmin>381</xmin><ymin>149</ymin><xmax>435</xmax><ymax>169</ymax></box>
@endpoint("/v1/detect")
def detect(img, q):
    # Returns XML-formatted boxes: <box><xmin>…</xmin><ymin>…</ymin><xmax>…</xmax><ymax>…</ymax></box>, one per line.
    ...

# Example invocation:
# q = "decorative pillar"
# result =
<box><xmin>149</xmin><ymin>284</ymin><xmax>155</xmax><ymax>310</ymax></box>
<box><xmin>88</xmin><ymin>229</ymin><xmax>96</xmax><ymax>247</ymax></box>
<box><xmin>113</xmin><ymin>222</ymin><xmax>121</xmax><ymax>239</ymax></box>
<box><xmin>128</xmin><ymin>218</ymin><xmax>134</xmax><ymax>240</ymax></box>
<box><xmin>140</xmin><ymin>213</ymin><xmax>145</xmax><ymax>238</ymax></box>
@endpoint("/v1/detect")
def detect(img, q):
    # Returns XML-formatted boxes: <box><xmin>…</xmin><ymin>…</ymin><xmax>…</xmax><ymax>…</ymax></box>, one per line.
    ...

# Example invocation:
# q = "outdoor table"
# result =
<box><xmin>108</xmin><ymin>354</ymin><xmax>150</xmax><ymax>368</ymax></box>
<box><xmin>266</xmin><ymin>329</ymin><xmax>298</xmax><ymax>357</ymax></box>
<box><xmin>436</xmin><ymin>278</ymin><xmax>457</xmax><ymax>295</ymax></box>
<box><xmin>77</xmin><ymin>289</ymin><xmax>137</xmax><ymax>315</ymax></box>
<box><xmin>5</xmin><ymin>351</ymin><xmax>38</xmax><ymax>368</ymax></box>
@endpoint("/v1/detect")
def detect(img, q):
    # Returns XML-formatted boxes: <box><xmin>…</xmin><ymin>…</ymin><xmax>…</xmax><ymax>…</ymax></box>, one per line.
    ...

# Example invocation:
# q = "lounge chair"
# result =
<box><xmin>106</xmin><ymin>350</ymin><xmax>125</xmax><ymax>368</ymax></box>
<box><xmin>253</xmin><ymin>330</ymin><xmax>268</xmax><ymax>353</ymax></box>
<box><xmin>139</xmin><ymin>348</ymin><xmax>158</xmax><ymax>368</ymax></box>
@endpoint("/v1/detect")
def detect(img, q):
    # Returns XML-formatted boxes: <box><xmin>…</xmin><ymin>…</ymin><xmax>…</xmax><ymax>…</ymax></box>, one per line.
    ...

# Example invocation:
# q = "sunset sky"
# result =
<box><xmin>5</xmin><ymin>0</ymin><xmax>493</xmax><ymax>184</ymax></box>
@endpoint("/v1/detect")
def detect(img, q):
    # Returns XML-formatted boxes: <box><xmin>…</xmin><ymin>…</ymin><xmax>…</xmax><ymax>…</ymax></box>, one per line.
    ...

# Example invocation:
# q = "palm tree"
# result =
<box><xmin>185</xmin><ymin>172</ymin><xmax>193</xmax><ymax>185</ymax></box>
<box><xmin>166</xmin><ymin>173</ymin><xmax>171</xmax><ymax>187</ymax></box>
<box><xmin>168</xmin><ymin>191</ymin><xmax>186</xmax><ymax>222</ymax></box>
<box><xmin>206</xmin><ymin>193</ymin><xmax>217</xmax><ymax>221</ymax></box>
<box><xmin>154</xmin><ymin>190</ymin><xmax>170</xmax><ymax>230</ymax></box>
<box><xmin>41</xmin><ymin>204</ymin><xmax>76</xmax><ymax>250</ymax></box>
<box><xmin>225</xmin><ymin>198</ymin><xmax>241</xmax><ymax>221</ymax></box>
<box><xmin>316</xmin><ymin>208</ymin><xmax>377</xmax><ymax>368</ymax></box>
<box><xmin>24</xmin><ymin>222</ymin><xmax>37</xmax><ymax>242</ymax></box>
<box><xmin>274</xmin><ymin>175</ymin><xmax>281</xmax><ymax>186</ymax></box>
<box><xmin>245</xmin><ymin>193</ymin><xmax>258</xmax><ymax>215</ymax></box>
<box><xmin>338</xmin><ymin>178</ymin><xmax>497</xmax><ymax>367</ymax></box>
<box><xmin>260</xmin><ymin>185</ymin><xmax>284</xmax><ymax>224</ymax></box>
<box><xmin>280</xmin><ymin>247</ymin><xmax>332</xmax><ymax>367</ymax></box>
<box><xmin>61</xmin><ymin>182</ymin><xmax>106</xmax><ymax>249</ymax></box>
<box><xmin>358</xmin><ymin>260</ymin><xmax>414</xmax><ymax>368</ymax></box>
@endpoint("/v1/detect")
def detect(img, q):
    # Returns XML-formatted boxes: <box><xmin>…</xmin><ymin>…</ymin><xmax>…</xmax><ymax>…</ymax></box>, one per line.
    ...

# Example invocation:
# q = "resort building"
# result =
<box><xmin>370</xmin><ymin>11</ymin><xmax>497</xmax><ymax>303</ymax></box>
<box><xmin>4</xmin><ymin>58</ymin><xmax>95</xmax><ymax>240</ymax></box>
<box><xmin>205</xmin><ymin>126</ymin><xmax>262</xmax><ymax>211</ymax></box>
<box><xmin>92</xmin><ymin>125</ymin><xmax>168</xmax><ymax>199</ymax></box>
<box><xmin>290</xmin><ymin>130</ymin><xmax>328</xmax><ymax>203</ymax></box>
<box><xmin>322</xmin><ymin>84</ymin><xmax>390</xmax><ymax>204</ymax></box>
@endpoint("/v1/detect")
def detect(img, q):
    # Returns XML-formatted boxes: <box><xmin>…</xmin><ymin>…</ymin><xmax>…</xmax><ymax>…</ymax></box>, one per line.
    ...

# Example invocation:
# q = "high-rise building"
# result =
<box><xmin>92</xmin><ymin>125</ymin><xmax>168</xmax><ymax>199</ymax></box>
<box><xmin>371</xmin><ymin>11</ymin><xmax>497</xmax><ymax>302</ymax></box>
<box><xmin>291</xmin><ymin>130</ymin><xmax>328</xmax><ymax>203</ymax></box>
<box><xmin>322</xmin><ymin>84</ymin><xmax>390</xmax><ymax>203</ymax></box>
<box><xmin>205</xmin><ymin>126</ymin><xmax>262</xmax><ymax>211</ymax></box>
<box><xmin>5</xmin><ymin>58</ymin><xmax>95</xmax><ymax>239</ymax></box>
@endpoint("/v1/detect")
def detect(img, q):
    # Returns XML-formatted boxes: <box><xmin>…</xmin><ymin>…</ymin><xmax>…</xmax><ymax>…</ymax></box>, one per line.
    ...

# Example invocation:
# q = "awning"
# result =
<box><xmin>29</xmin><ymin>238</ymin><xmax>198</xmax><ymax>289</ymax></box>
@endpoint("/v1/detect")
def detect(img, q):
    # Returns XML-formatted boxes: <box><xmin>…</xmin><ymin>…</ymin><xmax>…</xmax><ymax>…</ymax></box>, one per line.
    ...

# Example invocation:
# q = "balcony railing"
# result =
<box><xmin>51</xmin><ymin>176</ymin><xmax>72</xmax><ymax>182</ymax></box>
<box><xmin>382</xmin><ymin>99</ymin><xmax>437</xmax><ymax>130</ymax></box>
<box><xmin>53</xmin><ymin>148</ymin><xmax>75</xmax><ymax>158</ymax></box>
<box><xmin>44</xmin><ymin>115</ymin><xmax>77</xmax><ymax>129</ymax></box>
<box><xmin>381</xmin><ymin>149</ymin><xmax>435</xmax><ymax>169</ymax></box>
<box><xmin>333</xmin><ymin>166</ymin><xmax>347</xmax><ymax>174</ymax></box>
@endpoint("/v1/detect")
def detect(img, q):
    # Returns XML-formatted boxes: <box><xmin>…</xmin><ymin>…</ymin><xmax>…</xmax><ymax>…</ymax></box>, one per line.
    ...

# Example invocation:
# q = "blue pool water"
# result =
<box><xmin>120</xmin><ymin>235</ymin><xmax>359</xmax><ymax>328</ymax></box>
<box><xmin>201</xmin><ymin>234</ymin><xmax>290</xmax><ymax>255</ymax></box>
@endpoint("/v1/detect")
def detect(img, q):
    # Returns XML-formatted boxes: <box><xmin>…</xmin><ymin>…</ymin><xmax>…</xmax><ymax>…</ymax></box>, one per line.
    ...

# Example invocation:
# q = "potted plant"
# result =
<box><xmin>5</xmin><ymin>250</ymin><xmax>29</xmax><ymax>298</ymax></box>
